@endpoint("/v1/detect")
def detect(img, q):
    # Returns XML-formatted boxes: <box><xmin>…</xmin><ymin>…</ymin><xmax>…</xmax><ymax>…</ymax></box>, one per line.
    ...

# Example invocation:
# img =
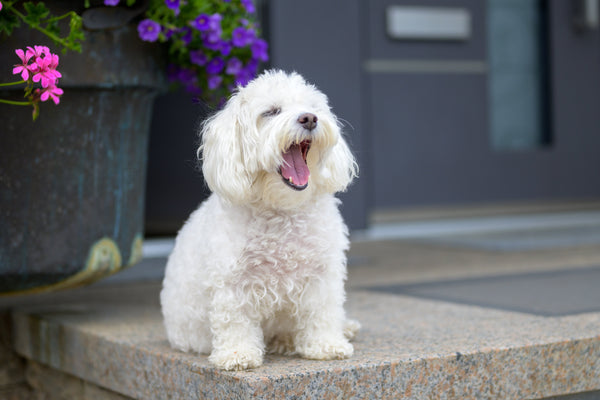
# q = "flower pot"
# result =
<box><xmin>0</xmin><ymin>16</ymin><xmax>165</xmax><ymax>294</ymax></box>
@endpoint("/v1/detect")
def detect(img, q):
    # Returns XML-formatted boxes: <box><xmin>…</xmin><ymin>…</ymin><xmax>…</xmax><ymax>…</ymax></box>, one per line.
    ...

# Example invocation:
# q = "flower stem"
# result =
<box><xmin>0</xmin><ymin>98</ymin><xmax>32</xmax><ymax>106</ymax></box>
<box><xmin>5</xmin><ymin>3</ymin><xmax>80</xmax><ymax>52</ymax></box>
<box><xmin>45</xmin><ymin>12</ymin><xmax>76</xmax><ymax>24</ymax></box>
<box><xmin>0</xmin><ymin>80</ymin><xmax>27</xmax><ymax>87</ymax></box>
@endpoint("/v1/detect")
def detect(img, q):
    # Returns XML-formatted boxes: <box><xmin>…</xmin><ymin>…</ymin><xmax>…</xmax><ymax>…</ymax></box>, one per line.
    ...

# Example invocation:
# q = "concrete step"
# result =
<box><xmin>6</xmin><ymin>262</ymin><xmax>600</xmax><ymax>399</ymax></box>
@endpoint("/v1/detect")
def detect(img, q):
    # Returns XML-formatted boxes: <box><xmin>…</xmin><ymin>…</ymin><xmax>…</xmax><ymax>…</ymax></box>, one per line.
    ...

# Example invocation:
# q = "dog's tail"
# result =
<box><xmin>344</xmin><ymin>319</ymin><xmax>361</xmax><ymax>341</ymax></box>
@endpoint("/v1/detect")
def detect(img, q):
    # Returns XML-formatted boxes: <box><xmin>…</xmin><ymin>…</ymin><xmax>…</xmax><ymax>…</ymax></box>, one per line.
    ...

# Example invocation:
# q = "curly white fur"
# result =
<box><xmin>160</xmin><ymin>70</ymin><xmax>360</xmax><ymax>371</ymax></box>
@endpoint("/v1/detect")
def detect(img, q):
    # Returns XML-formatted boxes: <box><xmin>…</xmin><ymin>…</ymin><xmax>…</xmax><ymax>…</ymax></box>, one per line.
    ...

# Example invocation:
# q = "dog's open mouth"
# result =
<box><xmin>279</xmin><ymin>140</ymin><xmax>311</xmax><ymax>190</ymax></box>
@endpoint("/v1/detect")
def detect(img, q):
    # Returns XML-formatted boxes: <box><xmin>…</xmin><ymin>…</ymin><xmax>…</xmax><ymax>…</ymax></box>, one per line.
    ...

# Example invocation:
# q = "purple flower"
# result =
<box><xmin>206</xmin><ymin>57</ymin><xmax>225</xmax><ymax>74</ymax></box>
<box><xmin>138</xmin><ymin>2</ymin><xmax>268</xmax><ymax>101</ymax></box>
<box><xmin>193</xmin><ymin>13</ymin><xmax>222</xmax><ymax>32</ymax></box>
<box><xmin>245</xmin><ymin>58</ymin><xmax>259</xmax><ymax>74</ymax></box>
<box><xmin>190</xmin><ymin>50</ymin><xmax>207</xmax><ymax>66</ymax></box>
<box><xmin>251</xmin><ymin>38</ymin><xmax>269</xmax><ymax>61</ymax></box>
<box><xmin>202</xmin><ymin>33</ymin><xmax>223</xmax><ymax>51</ymax></box>
<box><xmin>226</xmin><ymin>57</ymin><xmax>242</xmax><ymax>75</ymax></box>
<box><xmin>232</xmin><ymin>27</ymin><xmax>255</xmax><ymax>47</ymax></box>
<box><xmin>164</xmin><ymin>28</ymin><xmax>176</xmax><ymax>40</ymax></box>
<box><xmin>194</xmin><ymin>13</ymin><xmax>224</xmax><ymax>53</ymax></box>
<box><xmin>180</xmin><ymin>70</ymin><xmax>197</xmax><ymax>88</ymax></box>
<box><xmin>138</xmin><ymin>19</ymin><xmax>161</xmax><ymax>42</ymax></box>
<box><xmin>235</xmin><ymin>69</ymin><xmax>253</xmax><ymax>87</ymax></box>
<box><xmin>104</xmin><ymin>0</ymin><xmax>120</xmax><ymax>5</ymax></box>
<box><xmin>192</xmin><ymin>14</ymin><xmax>211</xmax><ymax>31</ymax></box>
<box><xmin>235</xmin><ymin>61</ymin><xmax>258</xmax><ymax>86</ymax></box>
<box><xmin>179</xmin><ymin>27</ymin><xmax>193</xmax><ymax>45</ymax></box>
<box><xmin>168</xmin><ymin>65</ymin><xmax>201</xmax><ymax>94</ymax></box>
<box><xmin>210</xmin><ymin>14</ymin><xmax>223</xmax><ymax>29</ymax></box>
<box><xmin>219</xmin><ymin>41</ymin><xmax>232</xmax><ymax>56</ymax></box>
<box><xmin>207</xmin><ymin>74</ymin><xmax>223</xmax><ymax>90</ymax></box>
<box><xmin>241</xmin><ymin>0</ymin><xmax>255</xmax><ymax>14</ymax></box>
<box><xmin>164</xmin><ymin>0</ymin><xmax>180</xmax><ymax>11</ymax></box>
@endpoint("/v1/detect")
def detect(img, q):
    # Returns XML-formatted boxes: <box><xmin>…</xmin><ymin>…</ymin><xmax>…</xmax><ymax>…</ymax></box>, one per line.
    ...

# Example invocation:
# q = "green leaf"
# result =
<box><xmin>0</xmin><ymin>11</ymin><xmax>21</xmax><ymax>36</ymax></box>
<box><xmin>22</xmin><ymin>2</ymin><xmax>50</xmax><ymax>25</ymax></box>
<box><xmin>44</xmin><ymin>19</ymin><xmax>60</xmax><ymax>37</ymax></box>
<box><xmin>65</xmin><ymin>13</ymin><xmax>85</xmax><ymax>53</ymax></box>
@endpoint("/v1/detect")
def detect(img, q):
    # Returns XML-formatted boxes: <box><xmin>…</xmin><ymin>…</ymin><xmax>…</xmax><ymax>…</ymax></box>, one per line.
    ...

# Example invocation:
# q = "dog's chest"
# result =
<box><xmin>239</xmin><ymin>211</ymin><xmax>329</xmax><ymax>278</ymax></box>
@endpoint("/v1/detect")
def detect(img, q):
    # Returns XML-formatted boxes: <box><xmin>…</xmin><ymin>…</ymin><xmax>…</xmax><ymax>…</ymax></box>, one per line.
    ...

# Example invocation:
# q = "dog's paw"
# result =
<box><xmin>297</xmin><ymin>338</ymin><xmax>354</xmax><ymax>361</ymax></box>
<box><xmin>209</xmin><ymin>346</ymin><xmax>263</xmax><ymax>371</ymax></box>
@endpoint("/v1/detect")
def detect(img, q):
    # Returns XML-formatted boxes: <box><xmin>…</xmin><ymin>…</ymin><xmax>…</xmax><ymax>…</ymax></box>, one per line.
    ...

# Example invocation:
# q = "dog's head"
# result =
<box><xmin>200</xmin><ymin>70</ymin><xmax>357</xmax><ymax>209</ymax></box>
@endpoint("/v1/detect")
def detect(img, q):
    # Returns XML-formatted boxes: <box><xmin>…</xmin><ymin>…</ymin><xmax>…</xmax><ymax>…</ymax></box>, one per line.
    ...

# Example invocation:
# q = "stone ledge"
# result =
<box><xmin>7</xmin><ymin>281</ymin><xmax>600</xmax><ymax>399</ymax></box>
<box><xmin>25</xmin><ymin>361</ymin><xmax>132</xmax><ymax>400</ymax></box>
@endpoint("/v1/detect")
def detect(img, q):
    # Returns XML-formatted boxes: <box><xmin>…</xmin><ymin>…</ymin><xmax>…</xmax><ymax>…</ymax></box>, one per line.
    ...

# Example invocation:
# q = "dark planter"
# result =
<box><xmin>0</xmin><ymin>11</ymin><xmax>165</xmax><ymax>294</ymax></box>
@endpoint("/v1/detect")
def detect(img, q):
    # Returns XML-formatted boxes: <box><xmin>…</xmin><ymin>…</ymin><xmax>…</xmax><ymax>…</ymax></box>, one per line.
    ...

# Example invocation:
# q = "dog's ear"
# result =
<box><xmin>319</xmin><ymin>123</ymin><xmax>359</xmax><ymax>193</ymax></box>
<box><xmin>199</xmin><ymin>93</ymin><xmax>255</xmax><ymax>203</ymax></box>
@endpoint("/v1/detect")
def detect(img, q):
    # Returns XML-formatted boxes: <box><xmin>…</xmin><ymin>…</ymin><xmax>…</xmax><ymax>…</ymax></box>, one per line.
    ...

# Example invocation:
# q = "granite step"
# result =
<box><xmin>6</xmin><ymin>266</ymin><xmax>600</xmax><ymax>399</ymax></box>
<box><xmin>3</xmin><ymin>214</ymin><xmax>600</xmax><ymax>399</ymax></box>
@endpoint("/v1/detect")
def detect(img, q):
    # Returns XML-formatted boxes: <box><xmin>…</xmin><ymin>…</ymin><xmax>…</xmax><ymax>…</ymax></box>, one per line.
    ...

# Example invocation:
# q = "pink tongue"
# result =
<box><xmin>281</xmin><ymin>144</ymin><xmax>309</xmax><ymax>186</ymax></box>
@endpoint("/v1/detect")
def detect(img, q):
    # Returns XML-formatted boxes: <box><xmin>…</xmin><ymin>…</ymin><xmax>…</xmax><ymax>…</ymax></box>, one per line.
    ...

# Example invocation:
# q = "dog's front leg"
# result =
<box><xmin>293</xmin><ymin>278</ymin><xmax>354</xmax><ymax>361</ymax></box>
<box><xmin>208</xmin><ymin>297</ymin><xmax>265</xmax><ymax>371</ymax></box>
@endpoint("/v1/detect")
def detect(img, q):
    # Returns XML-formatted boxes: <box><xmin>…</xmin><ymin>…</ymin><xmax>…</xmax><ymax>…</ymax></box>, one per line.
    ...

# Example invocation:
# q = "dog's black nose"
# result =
<box><xmin>298</xmin><ymin>113</ymin><xmax>318</xmax><ymax>131</ymax></box>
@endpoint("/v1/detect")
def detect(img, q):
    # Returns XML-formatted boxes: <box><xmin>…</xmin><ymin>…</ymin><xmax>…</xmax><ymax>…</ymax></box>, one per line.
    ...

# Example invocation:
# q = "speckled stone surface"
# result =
<box><xmin>7</xmin><ymin>239</ymin><xmax>600</xmax><ymax>399</ymax></box>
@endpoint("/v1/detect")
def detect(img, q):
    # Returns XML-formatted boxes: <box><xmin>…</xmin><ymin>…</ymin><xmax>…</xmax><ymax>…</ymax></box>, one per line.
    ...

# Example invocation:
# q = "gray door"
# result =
<box><xmin>146</xmin><ymin>0</ymin><xmax>600</xmax><ymax>233</ymax></box>
<box><xmin>366</xmin><ymin>0</ymin><xmax>600</xmax><ymax>210</ymax></box>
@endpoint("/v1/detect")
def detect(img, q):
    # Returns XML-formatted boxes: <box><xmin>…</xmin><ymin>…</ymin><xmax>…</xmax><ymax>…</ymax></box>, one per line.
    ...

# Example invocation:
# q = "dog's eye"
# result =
<box><xmin>262</xmin><ymin>107</ymin><xmax>281</xmax><ymax>117</ymax></box>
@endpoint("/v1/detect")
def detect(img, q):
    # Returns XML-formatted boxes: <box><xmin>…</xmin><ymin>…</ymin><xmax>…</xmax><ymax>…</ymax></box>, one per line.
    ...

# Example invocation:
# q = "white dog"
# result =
<box><xmin>160</xmin><ymin>70</ymin><xmax>359</xmax><ymax>371</ymax></box>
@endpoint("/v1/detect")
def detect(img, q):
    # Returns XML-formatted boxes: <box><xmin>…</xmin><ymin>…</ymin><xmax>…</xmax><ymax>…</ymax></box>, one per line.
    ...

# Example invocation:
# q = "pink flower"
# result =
<box><xmin>0</xmin><ymin>1</ymin><xmax>3</xmax><ymax>11</ymax></box>
<box><xmin>12</xmin><ymin>46</ymin><xmax>61</xmax><ymax>87</ymax></box>
<box><xmin>12</xmin><ymin>48</ymin><xmax>36</xmax><ymax>81</ymax></box>
<box><xmin>38</xmin><ymin>85</ymin><xmax>64</xmax><ymax>105</ymax></box>
<box><xmin>27</xmin><ymin>45</ymin><xmax>51</xmax><ymax>58</ymax></box>
<box><xmin>8</xmin><ymin>44</ymin><xmax>64</xmax><ymax>119</ymax></box>
<box><xmin>32</xmin><ymin>52</ymin><xmax>61</xmax><ymax>88</ymax></box>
